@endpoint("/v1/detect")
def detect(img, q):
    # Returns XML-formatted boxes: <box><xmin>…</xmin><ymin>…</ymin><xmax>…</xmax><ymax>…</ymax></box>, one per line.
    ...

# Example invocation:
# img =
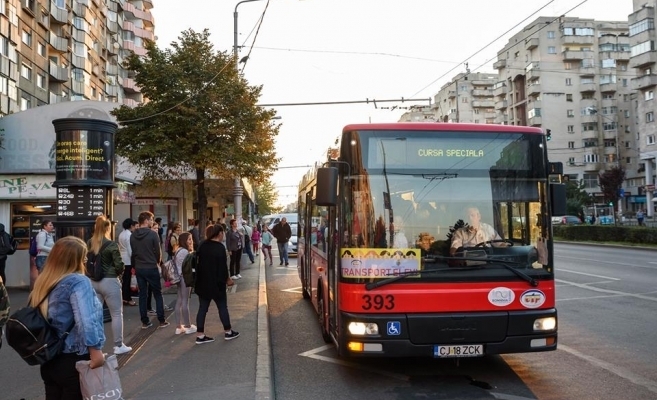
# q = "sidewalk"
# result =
<box><xmin>2</xmin><ymin>253</ymin><xmax>272</xmax><ymax>400</ymax></box>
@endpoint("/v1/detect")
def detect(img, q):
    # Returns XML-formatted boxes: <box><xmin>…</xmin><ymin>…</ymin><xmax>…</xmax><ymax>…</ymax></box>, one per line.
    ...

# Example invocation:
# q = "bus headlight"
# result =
<box><xmin>348</xmin><ymin>322</ymin><xmax>379</xmax><ymax>335</ymax></box>
<box><xmin>533</xmin><ymin>317</ymin><xmax>556</xmax><ymax>331</ymax></box>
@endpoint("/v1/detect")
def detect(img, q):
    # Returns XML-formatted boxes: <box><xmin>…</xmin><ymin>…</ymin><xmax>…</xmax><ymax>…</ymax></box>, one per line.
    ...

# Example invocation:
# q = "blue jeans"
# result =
<box><xmin>243</xmin><ymin>240</ymin><xmax>255</xmax><ymax>262</ymax></box>
<box><xmin>196</xmin><ymin>292</ymin><xmax>232</xmax><ymax>333</ymax></box>
<box><xmin>35</xmin><ymin>255</ymin><xmax>47</xmax><ymax>273</ymax></box>
<box><xmin>136</xmin><ymin>268</ymin><xmax>164</xmax><ymax>324</ymax></box>
<box><xmin>277</xmin><ymin>241</ymin><xmax>288</xmax><ymax>264</ymax></box>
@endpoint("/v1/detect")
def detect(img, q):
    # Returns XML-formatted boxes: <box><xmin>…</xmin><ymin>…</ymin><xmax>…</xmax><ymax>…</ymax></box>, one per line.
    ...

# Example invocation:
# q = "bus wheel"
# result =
<box><xmin>318</xmin><ymin>295</ymin><xmax>332</xmax><ymax>343</ymax></box>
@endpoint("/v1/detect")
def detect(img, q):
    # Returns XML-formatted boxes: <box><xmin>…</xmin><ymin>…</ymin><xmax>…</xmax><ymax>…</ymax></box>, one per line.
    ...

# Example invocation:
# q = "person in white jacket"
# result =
<box><xmin>35</xmin><ymin>219</ymin><xmax>55</xmax><ymax>273</ymax></box>
<box><xmin>118</xmin><ymin>218</ymin><xmax>138</xmax><ymax>306</ymax></box>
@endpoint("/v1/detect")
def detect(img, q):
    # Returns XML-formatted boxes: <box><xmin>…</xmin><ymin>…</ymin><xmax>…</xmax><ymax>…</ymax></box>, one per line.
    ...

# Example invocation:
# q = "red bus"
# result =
<box><xmin>297</xmin><ymin>122</ymin><xmax>565</xmax><ymax>358</ymax></box>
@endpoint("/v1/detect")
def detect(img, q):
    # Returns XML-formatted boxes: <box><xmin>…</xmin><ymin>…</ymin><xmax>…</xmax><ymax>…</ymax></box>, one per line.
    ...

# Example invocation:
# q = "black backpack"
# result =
<box><xmin>181</xmin><ymin>251</ymin><xmax>197</xmax><ymax>287</ymax></box>
<box><xmin>86</xmin><ymin>241</ymin><xmax>111</xmax><ymax>281</ymax></box>
<box><xmin>5</xmin><ymin>286</ymin><xmax>75</xmax><ymax>365</ymax></box>
<box><xmin>29</xmin><ymin>235</ymin><xmax>38</xmax><ymax>257</ymax></box>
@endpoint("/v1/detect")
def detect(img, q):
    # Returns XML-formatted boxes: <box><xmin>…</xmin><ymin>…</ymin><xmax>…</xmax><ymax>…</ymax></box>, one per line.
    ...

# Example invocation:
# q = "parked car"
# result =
<box><xmin>551</xmin><ymin>215</ymin><xmax>582</xmax><ymax>225</ymax></box>
<box><xmin>288</xmin><ymin>223</ymin><xmax>298</xmax><ymax>256</ymax></box>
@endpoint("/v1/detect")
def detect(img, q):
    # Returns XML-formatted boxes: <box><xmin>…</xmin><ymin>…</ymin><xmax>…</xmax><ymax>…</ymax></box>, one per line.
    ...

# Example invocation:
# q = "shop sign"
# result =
<box><xmin>0</xmin><ymin>175</ymin><xmax>56</xmax><ymax>199</ymax></box>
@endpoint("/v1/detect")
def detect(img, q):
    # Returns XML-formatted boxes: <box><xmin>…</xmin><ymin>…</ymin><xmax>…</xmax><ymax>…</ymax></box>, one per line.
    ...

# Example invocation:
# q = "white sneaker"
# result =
<box><xmin>114</xmin><ymin>344</ymin><xmax>132</xmax><ymax>355</ymax></box>
<box><xmin>175</xmin><ymin>327</ymin><xmax>184</xmax><ymax>335</ymax></box>
<box><xmin>231</xmin><ymin>275</ymin><xmax>238</xmax><ymax>280</ymax></box>
<box><xmin>185</xmin><ymin>325</ymin><xmax>197</xmax><ymax>335</ymax></box>
<box><xmin>236</xmin><ymin>274</ymin><xmax>242</xmax><ymax>279</ymax></box>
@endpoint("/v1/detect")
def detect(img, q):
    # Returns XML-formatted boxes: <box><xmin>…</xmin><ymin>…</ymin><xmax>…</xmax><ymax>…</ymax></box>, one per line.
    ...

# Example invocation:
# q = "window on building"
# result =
<box><xmin>629</xmin><ymin>18</ymin><xmax>654</xmax><ymax>36</ymax></box>
<box><xmin>565</xmin><ymin>78</ymin><xmax>572</xmax><ymax>86</ymax></box>
<box><xmin>604</xmin><ymin>139</ymin><xmax>616</xmax><ymax>147</ymax></box>
<box><xmin>648</xmin><ymin>135</ymin><xmax>655</xmax><ymax>145</ymax></box>
<box><xmin>37</xmin><ymin>42</ymin><xmax>45</xmax><ymax>57</ymax></box>
<box><xmin>647</xmin><ymin>112</ymin><xmax>655</xmax><ymax>122</ymax></box>
<box><xmin>568</xmin><ymin>125</ymin><xmax>574</xmax><ymax>133</ymax></box>
<box><xmin>603</xmin><ymin>122</ymin><xmax>617</xmax><ymax>131</ymax></box>
<box><xmin>582</xmin><ymin>123</ymin><xmax>596</xmax><ymax>131</ymax></box>
<box><xmin>631</xmin><ymin>40</ymin><xmax>655</xmax><ymax>57</ymax></box>
<box><xmin>566</xmin><ymin>94</ymin><xmax>573</xmax><ymax>102</ymax></box>
<box><xmin>626</xmin><ymin>157</ymin><xmax>631</xmax><ymax>164</ymax></box>
<box><xmin>568</xmin><ymin>141</ymin><xmax>575</xmax><ymax>148</ymax></box>
<box><xmin>37</xmin><ymin>73</ymin><xmax>45</xmax><ymax>89</ymax></box>
<box><xmin>462</xmin><ymin>97</ymin><xmax>468</xmax><ymax>103</ymax></box>
<box><xmin>567</xmin><ymin>109</ymin><xmax>574</xmax><ymax>117</ymax></box>
<box><xmin>602</xmin><ymin>93</ymin><xmax>614</xmax><ymax>99</ymax></box>
<box><xmin>622</xmin><ymin>79</ymin><xmax>628</xmax><ymax>87</ymax></box>
<box><xmin>21</xmin><ymin>30</ymin><xmax>32</xmax><ymax>47</ymax></box>
<box><xmin>20</xmin><ymin>64</ymin><xmax>32</xmax><ymax>80</ymax></box>
<box><xmin>20</xmin><ymin>95</ymin><xmax>30</xmax><ymax>111</ymax></box>
<box><xmin>584</xmin><ymin>154</ymin><xmax>599</xmax><ymax>164</ymax></box>
<box><xmin>547</xmin><ymin>31</ymin><xmax>555</xmax><ymax>39</ymax></box>
<box><xmin>601</xmin><ymin>59</ymin><xmax>616</xmax><ymax>69</ymax></box>
<box><xmin>568</xmin><ymin>157</ymin><xmax>575</xmax><ymax>164</ymax></box>
<box><xmin>548</xmin><ymin>46</ymin><xmax>556</xmax><ymax>54</ymax></box>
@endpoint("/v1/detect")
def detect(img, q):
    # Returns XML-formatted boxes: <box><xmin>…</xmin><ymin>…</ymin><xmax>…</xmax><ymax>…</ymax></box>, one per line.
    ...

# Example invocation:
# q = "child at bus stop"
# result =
<box><xmin>251</xmin><ymin>227</ymin><xmax>260</xmax><ymax>256</ymax></box>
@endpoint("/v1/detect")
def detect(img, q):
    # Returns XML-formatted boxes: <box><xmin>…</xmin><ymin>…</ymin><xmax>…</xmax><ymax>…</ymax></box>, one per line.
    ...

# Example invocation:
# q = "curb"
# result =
<box><xmin>255</xmin><ymin>253</ymin><xmax>274</xmax><ymax>400</ymax></box>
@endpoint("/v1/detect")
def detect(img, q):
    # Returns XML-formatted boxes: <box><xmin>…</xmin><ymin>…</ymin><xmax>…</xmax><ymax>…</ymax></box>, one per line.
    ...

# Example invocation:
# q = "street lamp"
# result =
<box><xmin>232</xmin><ymin>0</ymin><xmax>265</xmax><ymax>223</ymax></box>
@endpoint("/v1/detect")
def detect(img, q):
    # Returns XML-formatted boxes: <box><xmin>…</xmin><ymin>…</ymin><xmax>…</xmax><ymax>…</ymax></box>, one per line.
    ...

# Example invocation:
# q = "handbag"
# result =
<box><xmin>76</xmin><ymin>354</ymin><xmax>124</xmax><ymax>400</ymax></box>
<box><xmin>129</xmin><ymin>271</ymin><xmax>138</xmax><ymax>292</ymax></box>
<box><xmin>162</xmin><ymin>249</ymin><xmax>181</xmax><ymax>284</ymax></box>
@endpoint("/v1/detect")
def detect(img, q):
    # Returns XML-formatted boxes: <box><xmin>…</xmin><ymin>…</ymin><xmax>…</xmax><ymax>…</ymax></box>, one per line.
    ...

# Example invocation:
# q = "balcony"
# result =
<box><xmin>581</xmin><ymin>115</ymin><xmax>598</xmax><ymax>124</ymax></box>
<box><xmin>49</xmin><ymin>2</ymin><xmax>68</xmax><ymax>24</ymax></box>
<box><xmin>49</xmin><ymin>91</ymin><xmax>65</xmax><ymax>104</ymax></box>
<box><xmin>562</xmin><ymin>50</ymin><xmax>585</xmax><ymax>60</ymax></box>
<box><xmin>603</xmin><ymin>129</ymin><xmax>619</xmax><ymax>140</ymax></box>
<box><xmin>525</xmin><ymin>38</ymin><xmax>539</xmax><ymax>50</ymax></box>
<box><xmin>493</xmin><ymin>59</ymin><xmax>506</xmax><ymax>69</ymax></box>
<box><xmin>447</xmin><ymin>90</ymin><xmax>456</xmax><ymax>99</ymax></box>
<box><xmin>49</xmin><ymin>61</ymin><xmax>68</xmax><ymax>82</ymax></box>
<box><xmin>630</xmin><ymin>51</ymin><xmax>657</xmax><ymax>69</ymax></box>
<box><xmin>582</xmin><ymin>129</ymin><xmax>599</xmax><ymax>140</ymax></box>
<box><xmin>605</xmin><ymin>51</ymin><xmax>630</xmax><ymax>61</ymax></box>
<box><xmin>562</xmin><ymin>35</ymin><xmax>594</xmax><ymax>45</ymax></box>
<box><xmin>72</xmin><ymin>54</ymin><xmax>92</xmax><ymax>72</ymax></box>
<box><xmin>580</xmin><ymin>83</ymin><xmax>597</xmax><ymax>93</ymax></box>
<box><xmin>106</xmin><ymin>63</ymin><xmax>119</xmax><ymax>75</ymax></box>
<box><xmin>471</xmin><ymin>100</ymin><xmax>494</xmax><ymax>108</ymax></box>
<box><xmin>495</xmin><ymin>114</ymin><xmax>508</xmax><ymax>125</ymax></box>
<box><xmin>107</xmin><ymin>20</ymin><xmax>118</xmax><ymax>33</ymax></box>
<box><xmin>124</xmin><ymin>98</ymin><xmax>138</xmax><ymax>108</ymax></box>
<box><xmin>528</xmin><ymin>115</ymin><xmax>542</xmax><ymax>126</ymax></box>
<box><xmin>600</xmin><ymin>82</ymin><xmax>617</xmax><ymax>93</ymax></box>
<box><xmin>526</xmin><ymin>67</ymin><xmax>540</xmax><ymax>81</ymax></box>
<box><xmin>631</xmin><ymin>74</ymin><xmax>657</xmax><ymax>90</ymax></box>
<box><xmin>493</xmin><ymin>83</ymin><xmax>506</xmax><ymax>97</ymax></box>
<box><xmin>495</xmin><ymin>99</ymin><xmax>508</xmax><ymax>110</ymax></box>
<box><xmin>106</xmin><ymin>84</ymin><xmax>119</xmax><ymax>97</ymax></box>
<box><xmin>629</xmin><ymin>5</ymin><xmax>655</xmax><ymax>24</ymax></box>
<box><xmin>73</xmin><ymin>2</ymin><xmax>87</xmax><ymax>17</ymax></box>
<box><xmin>584</xmin><ymin>162</ymin><xmax>603</xmax><ymax>172</ymax></box>
<box><xmin>527</xmin><ymin>84</ymin><xmax>541</xmax><ymax>95</ymax></box>
<box><xmin>123</xmin><ymin>77</ymin><xmax>140</xmax><ymax>93</ymax></box>
<box><xmin>471</xmin><ymin>89</ymin><xmax>493</xmax><ymax>97</ymax></box>
<box><xmin>48</xmin><ymin>32</ymin><xmax>68</xmax><ymax>53</ymax></box>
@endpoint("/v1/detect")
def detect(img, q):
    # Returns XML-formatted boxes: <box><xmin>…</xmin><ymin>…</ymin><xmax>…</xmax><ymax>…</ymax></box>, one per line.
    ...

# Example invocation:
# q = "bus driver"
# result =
<box><xmin>450</xmin><ymin>207</ymin><xmax>505</xmax><ymax>256</ymax></box>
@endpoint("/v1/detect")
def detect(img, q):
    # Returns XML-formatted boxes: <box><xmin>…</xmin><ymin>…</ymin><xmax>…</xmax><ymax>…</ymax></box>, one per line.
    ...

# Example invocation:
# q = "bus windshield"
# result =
<box><xmin>338</xmin><ymin>129</ymin><xmax>552</xmax><ymax>283</ymax></box>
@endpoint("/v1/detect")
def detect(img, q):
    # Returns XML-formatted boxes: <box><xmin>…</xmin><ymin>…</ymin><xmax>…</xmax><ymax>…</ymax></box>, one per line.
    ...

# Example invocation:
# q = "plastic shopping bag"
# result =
<box><xmin>76</xmin><ymin>354</ymin><xmax>124</xmax><ymax>400</ymax></box>
<box><xmin>130</xmin><ymin>271</ymin><xmax>138</xmax><ymax>293</ymax></box>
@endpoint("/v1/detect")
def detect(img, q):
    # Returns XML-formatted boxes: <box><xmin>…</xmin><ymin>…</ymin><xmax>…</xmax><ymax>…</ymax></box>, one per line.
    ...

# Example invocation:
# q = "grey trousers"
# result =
<box><xmin>91</xmin><ymin>277</ymin><xmax>125</xmax><ymax>347</ymax></box>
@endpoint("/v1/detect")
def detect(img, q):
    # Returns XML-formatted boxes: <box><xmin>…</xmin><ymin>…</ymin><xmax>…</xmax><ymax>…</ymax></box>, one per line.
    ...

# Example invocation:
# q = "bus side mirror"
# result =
<box><xmin>316</xmin><ymin>167</ymin><xmax>338</xmax><ymax>206</ymax></box>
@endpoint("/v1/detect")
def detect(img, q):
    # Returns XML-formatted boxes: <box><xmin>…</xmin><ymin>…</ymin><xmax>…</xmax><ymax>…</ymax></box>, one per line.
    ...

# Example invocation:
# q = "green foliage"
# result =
<box><xmin>554</xmin><ymin>225</ymin><xmax>657</xmax><ymax>244</ymax></box>
<box><xmin>598</xmin><ymin>166</ymin><xmax>625</xmax><ymax>209</ymax></box>
<box><xmin>565</xmin><ymin>180</ymin><xmax>592</xmax><ymax>215</ymax></box>
<box><xmin>255</xmin><ymin>180</ymin><xmax>282</xmax><ymax>216</ymax></box>
<box><xmin>111</xmin><ymin>29</ymin><xmax>280</xmax><ymax>231</ymax></box>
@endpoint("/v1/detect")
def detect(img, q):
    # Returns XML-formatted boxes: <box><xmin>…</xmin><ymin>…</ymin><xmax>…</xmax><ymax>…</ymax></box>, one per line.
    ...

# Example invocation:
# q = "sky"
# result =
<box><xmin>150</xmin><ymin>0</ymin><xmax>634</xmax><ymax>207</ymax></box>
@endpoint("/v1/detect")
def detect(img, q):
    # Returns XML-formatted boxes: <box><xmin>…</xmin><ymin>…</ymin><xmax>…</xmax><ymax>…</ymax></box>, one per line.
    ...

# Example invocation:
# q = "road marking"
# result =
<box><xmin>282</xmin><ymin>286</ymin><xmax>303</xmax><ymax>294</ymax></box>
<box><xmin>298</xmin><ymin>345</ymin><xmax>409</xmax><ymax>381</ymax></box>
<box><xmin>557</xmin><ymin>269</ymin><xmax>620</xmax><ymax>280</ymax></box>
<box><xmin>556</xmin><ymin>279</ymin><xmax>657</xmax><ymax>302</ymax></box>
<box><xmin>558</xmin><ymin>256</ymin><xmax>657</xmax><ymax>270</ymax></box>
<box><xmin>559</xmin><ymin>344</ymin><xmax>657</xmax><ymax>396</ymax></box>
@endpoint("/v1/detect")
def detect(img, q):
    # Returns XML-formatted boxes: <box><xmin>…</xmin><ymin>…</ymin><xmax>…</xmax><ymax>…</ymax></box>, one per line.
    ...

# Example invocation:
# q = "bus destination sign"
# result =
<box><xmin>56</xmin><ymin>187</ymin><xmax>106</xmax><ymax>218</ymax></box>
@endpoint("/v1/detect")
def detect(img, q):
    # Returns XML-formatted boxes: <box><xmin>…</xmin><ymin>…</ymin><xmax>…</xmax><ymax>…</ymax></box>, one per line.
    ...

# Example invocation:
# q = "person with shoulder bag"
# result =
<box><xmin>35</xmin><ymin>219</ymin><xmax>55</xmax><ymax>274</ymax></box>
<box><xmin>87</xmin><ymin>215</ymin><xmax>131</xmax><ymax>356</ymax></box>
<box><xmin>30</xmin><ymin>236</ymin><xmax>105</xmax><ymax>399</ymax></box>
<box><xmin>226</xmin><ymin>219</ymin><xmax>243</xmax><ymax>280</ymax></box>
<box><xmin>194</xmin><ymin>224</ymin><xmax>239</xmax><ymax>344</ymax></box>
<box><xmin>172</xmin><ymin>232</ymin><xmax>196</xmax><ymax>335</ymax></box>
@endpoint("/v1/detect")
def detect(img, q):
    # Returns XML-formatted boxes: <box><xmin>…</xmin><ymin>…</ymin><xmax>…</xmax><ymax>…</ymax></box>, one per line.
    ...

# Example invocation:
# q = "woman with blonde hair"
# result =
<box><xmin>31</xmin><ymin>236</ymin><xmax>105</xmax><ymax>399</ymax></box>
<box><xmin>87</xmin><ymin>215</ymin><xmax>131</xmax><ymax>355</ymax></box>
<box><xmin>173</xmin><ymin>231</ymin><xmax>196</xmax><ymax>335</ymax></box>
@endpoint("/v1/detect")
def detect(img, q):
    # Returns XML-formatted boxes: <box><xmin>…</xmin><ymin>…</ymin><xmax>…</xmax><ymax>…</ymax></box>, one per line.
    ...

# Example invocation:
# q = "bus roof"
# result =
<box><xmin>342</xmin><ymin>122</ymin><xmax>544</xmax><ymax>135</ymax></box>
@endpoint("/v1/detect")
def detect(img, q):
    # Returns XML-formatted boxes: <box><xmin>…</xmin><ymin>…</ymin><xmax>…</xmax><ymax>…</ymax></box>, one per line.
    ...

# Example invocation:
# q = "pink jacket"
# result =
<box><xmin>251</xmin><ymin>230</ymin><xmax>261</xmax><ymax>243</ymax></box>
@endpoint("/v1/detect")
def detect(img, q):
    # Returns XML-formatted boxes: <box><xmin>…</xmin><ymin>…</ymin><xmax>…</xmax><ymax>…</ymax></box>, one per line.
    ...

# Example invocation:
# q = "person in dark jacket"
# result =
<box><xmin>194</xmin><ymin>224</ymin><xmax>240</xmax><ymax>344</ymax></box>
<box><xmin>87</xmin><ymin>215</ymin><xmax>131</xmax><ymax>355</ymax></box>
<box><xmin>225</xmin><ymin>219</ymin><xmax>244</xmax><ymax>280</ymax></box>
<box><xmin>189</xmin><ymin>219</ymin><xmax>201</xmax><ymax>251</ymax></box>
<box><xmin>0</xmin><ymin>223</ymin><xmax>15</xmax><ymax>284</ymax></box>
<box><xmin>271</xmin><ymin>217</ymin><xmax>292</xmax><ymax>266</ymax></box>
<box><xmin>130</xmin><ymin>211</ymin><xmax>168</xmax><ymax>329</ymax></box>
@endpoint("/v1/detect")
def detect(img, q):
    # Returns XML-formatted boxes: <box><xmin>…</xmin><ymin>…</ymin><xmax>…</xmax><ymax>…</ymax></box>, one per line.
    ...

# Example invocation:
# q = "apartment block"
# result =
<box><xmin>432</xmin><ymin>72</ymin><xmax>498</xmax><ymax>123</ymax></box>
<box><xmin>0</xmin><ymin>0</ymin><xmax>153</xmax><ymax>116</ymax></box>
<box><xmin>493</xmin><ymin>16</ymin><xmax>636</xmax><ymax>206</ymax></box>
<box><xmin>629</xmin><ymin>0</ymin><xmax>657</xmax><ymax>211</ymax></box>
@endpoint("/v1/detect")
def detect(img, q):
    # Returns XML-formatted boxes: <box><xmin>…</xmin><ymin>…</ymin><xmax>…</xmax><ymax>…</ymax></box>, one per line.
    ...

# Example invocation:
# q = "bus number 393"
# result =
<box><xmin>362</xmin><ymin>294</ymin><xmax>395</xmax><ymax>310</ymax></box>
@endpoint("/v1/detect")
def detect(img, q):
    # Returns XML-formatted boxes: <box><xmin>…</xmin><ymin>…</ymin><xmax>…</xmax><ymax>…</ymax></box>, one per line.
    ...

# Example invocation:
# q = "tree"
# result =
<box><xmin>255</xmin><ymin>179</ymin><xmax>282</xmax><ymax>216</ymax></box>
<box><xmin>111</xmin><ymin>29</ymin><xmax>279</xmax><ymax>236</ymax></box>
<box><xmin>598</xmin><ymin>166</ymin><xmax>625</xmax><ymax>217</ymax></box>
<box><xmin>565</xmin><ymin>179</ymin><xmax>592</xmax><ymax>216</ymax></box>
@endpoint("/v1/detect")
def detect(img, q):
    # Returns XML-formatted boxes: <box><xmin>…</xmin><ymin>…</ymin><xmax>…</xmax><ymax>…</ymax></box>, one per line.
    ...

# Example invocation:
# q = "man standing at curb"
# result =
<box><xmin>131</xmin><ymin>211</ymin><xmax>169</xmax><ymax>329</ymax></box>
<box><xmin>241</xmin><ymin>220</ymin><xmax>255</xmax><ymax>264</ymax></box>
<box><xmin>272</xmin><ymin>217</ymin><xmax>292</xmax><ymax>266</ymax></box>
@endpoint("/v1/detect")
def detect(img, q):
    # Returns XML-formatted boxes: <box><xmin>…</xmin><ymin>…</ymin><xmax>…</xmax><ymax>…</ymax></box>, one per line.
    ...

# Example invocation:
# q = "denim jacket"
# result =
<box><xmin>45</xmin><ymin>273</ymin><xmax>105</xmax><ymax>354</ymax></box>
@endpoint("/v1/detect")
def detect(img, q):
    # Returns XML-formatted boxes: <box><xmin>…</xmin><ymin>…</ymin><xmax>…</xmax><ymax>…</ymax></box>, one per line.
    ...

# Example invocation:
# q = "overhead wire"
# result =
<box><xmin>240</xmin><ymin>0</ymin><xmax>271</xmax><ymax>72</ymax></box>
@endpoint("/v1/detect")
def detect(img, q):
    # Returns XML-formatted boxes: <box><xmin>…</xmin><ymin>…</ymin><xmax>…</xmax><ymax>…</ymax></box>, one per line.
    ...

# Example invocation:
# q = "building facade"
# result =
<box><xmin>629</xmin><ymin>0</ymin><xmax>657</xmax><ymax>215</ymax></box>
<box><xmin>0</xmin><ymin>0</ymin><xmax>153</xmax><ymax>116</ymax></box>
<box><xmin>432</xmin><ymin>72</ymin><xmax>498</xmax><ymax>123</ymax></box>
<box><xmin>493</xmin><ymin>17</ymin><xmax>637</xmax><ymax>209</ymax></box>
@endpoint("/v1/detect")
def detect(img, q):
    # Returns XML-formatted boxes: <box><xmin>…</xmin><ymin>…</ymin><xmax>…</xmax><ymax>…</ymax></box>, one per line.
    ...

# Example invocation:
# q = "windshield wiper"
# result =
<box><xmin>364</xmin><ymin>256</ymin><xmax>538</xmax><ymax>291</ymax></box>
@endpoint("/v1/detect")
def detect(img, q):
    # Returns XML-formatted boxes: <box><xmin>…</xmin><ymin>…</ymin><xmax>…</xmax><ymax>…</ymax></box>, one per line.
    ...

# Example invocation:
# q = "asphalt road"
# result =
<box><xmin>267</xmin><ymin>243</ymin><xmax>657</xmax><ymax>400</ymax></box>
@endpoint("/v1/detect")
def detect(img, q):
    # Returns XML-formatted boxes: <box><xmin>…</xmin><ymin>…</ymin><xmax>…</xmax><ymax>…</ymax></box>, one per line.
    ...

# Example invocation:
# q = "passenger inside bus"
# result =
<box><xmin>450</xmin><ymin>206</ymin><xmax>506</xmax><ymax>256</ymax></box>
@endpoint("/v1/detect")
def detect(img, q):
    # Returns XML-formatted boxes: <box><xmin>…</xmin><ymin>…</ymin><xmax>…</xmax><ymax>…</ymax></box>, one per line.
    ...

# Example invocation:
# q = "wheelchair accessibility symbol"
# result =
<box><xmin>387</xmin><ymin>321</ymin><xmax>401</xmax><ymax>336</ymax></box>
